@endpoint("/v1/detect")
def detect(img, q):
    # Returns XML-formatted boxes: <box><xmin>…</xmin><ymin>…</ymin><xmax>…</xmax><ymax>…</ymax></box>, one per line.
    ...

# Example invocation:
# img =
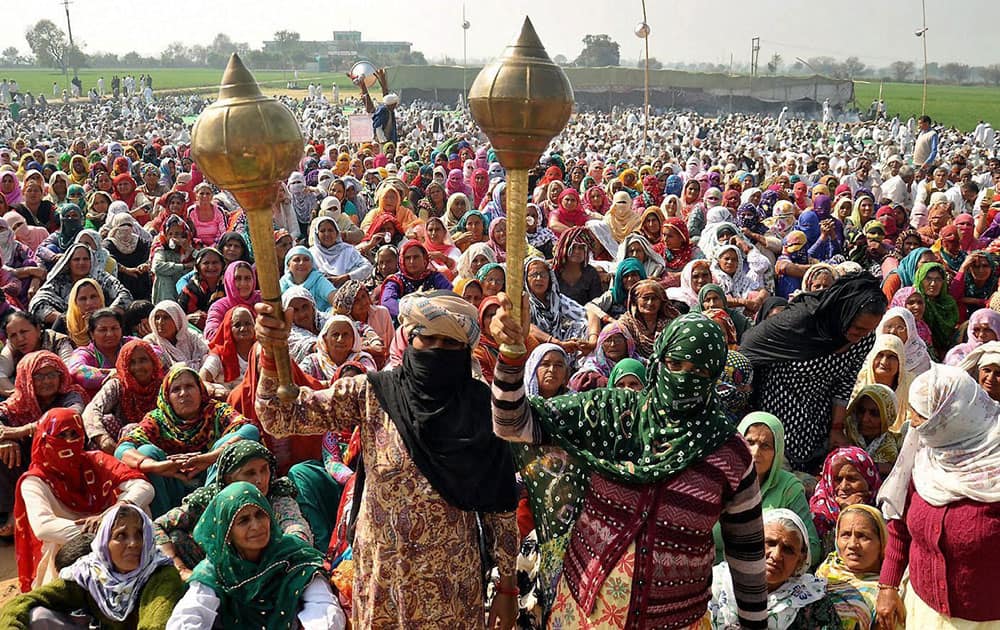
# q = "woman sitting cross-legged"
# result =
<box><xmin>115</xmin><ymin>365</ymin><xmax>259</xmax><ymax>517</ymax></box>
<box><xmin>13</xmin><ymin>408</ymin><xmax>152</xmax><ymax>591</ymax></box>
<box><xmin>166</xmin><ymin>482</ymin><xmax>346</xmax><ymax>630</ymax></box>
<box><xmin>154</xmin><ymin>439</ymin><xmax>313</xmax><ymax>582</ymax></box>
<box><xmin>0</xmin><ymin>504</ymin><xmax>184</xmax><ymax>630</ymax></box>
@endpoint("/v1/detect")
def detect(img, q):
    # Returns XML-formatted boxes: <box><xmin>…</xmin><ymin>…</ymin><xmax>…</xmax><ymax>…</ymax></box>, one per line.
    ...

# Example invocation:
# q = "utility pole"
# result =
<box><xmin>920</xmin><ymin>0</ymin><xmax>928</xmax><ymax>115</ymax></box>
<box><xmin>61</xmin><ymin>0</ymin><xmax>76</xmax><ymax>81</ymax></box>
<box><xmin>640</xmin><ymin>0</ymin><xmax>650</xmax><ymax>150</ymax></box>
<box><xmin>462</xmin><ymin>4</ymin><xmax>470</xmax><ymax>106</ymax></box>
<box><xmin>750</xmin><ymin>36</ymin><xmax>760</xmax><ymax>94</ymax></box>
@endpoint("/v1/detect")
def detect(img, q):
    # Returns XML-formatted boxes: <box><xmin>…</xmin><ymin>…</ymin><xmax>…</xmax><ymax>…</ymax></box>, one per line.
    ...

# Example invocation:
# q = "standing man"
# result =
<box><xmin>351</xmin><ymin>67</ymin><xmax>399</xmax><ymax>144</ymax></box>
<box><xmin>254</xmin><ymin>291</ymin><xmax>519</xmax><ymax>629</ymax></box>
<box><xmin>97</xmin><ymin>76</ymin><xmax>105</xmax><ymax>97</ymax></box>
<box><xmin>913</xmin><ymin>114</ymin><xmax>939</xmax><ymax>174</ymax></box>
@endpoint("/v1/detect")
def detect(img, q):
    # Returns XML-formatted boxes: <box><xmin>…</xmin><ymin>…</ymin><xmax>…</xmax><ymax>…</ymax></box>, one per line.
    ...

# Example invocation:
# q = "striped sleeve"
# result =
<box><xmin>720</xmin><ymin>461</ymin><xmax>768</xmax><ymax>629</ymax></box>
<box><xmin>490</xmin><ymin>356</ymin><xmax>544</xmax><ymax>445</ymax></box>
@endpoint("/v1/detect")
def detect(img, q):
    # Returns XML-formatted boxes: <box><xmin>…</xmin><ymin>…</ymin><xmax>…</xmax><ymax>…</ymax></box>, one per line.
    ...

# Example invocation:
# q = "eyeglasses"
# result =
<box><xmin>527</xmin><ymin>271</ymin><xmax>548</xmax><ymax>280</ymax></box>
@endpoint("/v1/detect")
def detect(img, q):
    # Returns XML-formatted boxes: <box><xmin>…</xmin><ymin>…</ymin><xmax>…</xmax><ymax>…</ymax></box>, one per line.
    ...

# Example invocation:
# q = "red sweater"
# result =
<box><xmin>880</xmin><ymin>484</ymin><xmax>1000</xmax><ymax>621</ymax></box>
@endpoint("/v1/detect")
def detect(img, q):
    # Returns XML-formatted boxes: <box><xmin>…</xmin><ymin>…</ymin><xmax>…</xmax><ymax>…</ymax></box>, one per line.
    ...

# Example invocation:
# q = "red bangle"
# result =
<box><xmin>495</xmin><ymin>584</ymin><xmax>518</xmax><ymax>597</ymax></box>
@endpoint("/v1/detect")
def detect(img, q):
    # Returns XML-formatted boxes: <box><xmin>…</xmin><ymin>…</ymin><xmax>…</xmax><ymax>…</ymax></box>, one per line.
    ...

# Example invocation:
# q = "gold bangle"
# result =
<box><xmin>877</xmin><ymin>583</ymin><xmax>899</xmax><ymax>591</ymax></box>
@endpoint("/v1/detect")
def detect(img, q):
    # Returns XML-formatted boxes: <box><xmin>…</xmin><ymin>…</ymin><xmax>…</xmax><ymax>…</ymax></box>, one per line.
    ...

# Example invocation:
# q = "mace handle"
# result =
<box><xmin>500</xmin><ymin>168</ymin><xmax>529</xmax><ymax>358</ymax></box>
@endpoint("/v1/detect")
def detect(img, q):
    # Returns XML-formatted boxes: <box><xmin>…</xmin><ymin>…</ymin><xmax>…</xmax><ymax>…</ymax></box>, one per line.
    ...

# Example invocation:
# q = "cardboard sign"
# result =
<box><xmin>349</xmin><ymin>114</ymin><xmax>374</xmax><ymax>143</ymax></box>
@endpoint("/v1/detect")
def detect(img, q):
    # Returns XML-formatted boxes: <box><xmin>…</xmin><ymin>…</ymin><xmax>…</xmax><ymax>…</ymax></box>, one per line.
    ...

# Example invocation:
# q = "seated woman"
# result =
<box><xmin>944</xmin><ymin>306</ymin><xmax>1000</xmax><ymax>366</ymax></box>
<box><xmin>525</xmin><ymin>257</ymin><xmax>590</xmax><ymax>358</ymax></box>
<box><xmin>67</xmin><ymin>309</ymin><xmax>139</xmax><ymax>400</ymax></box>
<box><xmin>850</xmin><ymin>334</ymin><xmax>912</xmax><ymax>432</ymax></box>
<box><xmin>713</xmin><ymin>413</ymin><xmax>820</xmax><ymax>564</ymax></box>
<box><xmin>815</xmin><ymin>504</ymin><xmax>886</xmax><ymax>630</ymax></box>
<box><xmin>876</xmin><ymin>306</ymin><xmax>932</xmax><ymax>375</ymax></box>
<box><xmin>889</xmin><ymin>286</ymin><xmax>934</xmax><ymax>352</ymax></box>
<box><xmin>568</xmin><ymin>322</ymin><xmax>639</xmax><ymax>392</ymax></box>
<box><xmin>154</xmin><ymin>440</ymin><xmax>313</xmax><ymax>580</ymax></box>
<box><xmin>0</xmin><ymin>216</ymin><xmax>45</xmax><ymax>309</ymax></box>
<box><xmin>29</xmin><ymin>243</ymin><xmax>132</xmax><ymax>329</ymax></box>
<box><xmin>301</xmin><ymin>315</ymin><xmax>377</xmax><ymax>380</ymax></box>
<box><xmin>308</xmin><ymin>216</ymin><xmax>372</xmax><ymax>288</ymax></box>
<box><xmin>958</xmin><ymin>340</ymin><xmax>1000</xmax><ymax>401</ymax></box>
<box><xmin>331</xmin><ymin>279</ymin><xmax>394</xmax><ymax>355</ymax></box>
<box><xmin>82</xmin><ymin>339</ymin><xmax>163</xmax><ymax>454</ymax></box>
<box><xmin>63</xmin><ymin>277</ymin><xmax>105</xmax><ymax>347</ymax></box>
<box><xmin>145</xmin><ymin>301</ymin><xmax>210</xmax><ymax>371</ymax></box>
<box><xmin>844</xmin><ymin>385</ymin><xmax>900</xmax><ymax>477</ymax></box>
<box><xmin>283</xmin><ymin>286</ymin><xmax>327</xmax><ymax>363</ymax></box>
<box><xmin>0</xmin><ymin>504</ymin><xmax>183</xmax><ymax>630</ymax></box>
<box><xmin>115</xmin><ymin>365</ymin><xmax>259</xmax><ymax>517</ymax></box>
<box><xmin>217</xmin><ymin>231</ymin><xmax>252</xmax><ymax>266</ymax></box>
<box><xmin>14</xmin><ymin>408</ymin><xmax>152</xmax><ymax>591</ymax></box>
<box><xmin>913</xmin><ymin>262</ymin><xmax>959</xmax><ymax>357</ymax></box>
<box><xmin>177</xmin><ymin>247</ymin><xmax>225</xmax><ymax>330</ymax></box>
<box><xmin>201</xmin><ymin>306</ymin><xmax>256</xmax><ymax>399</ymax></box>
<box><xmin>696</xmin><ymin>284</ymin><xmax>753</xmax><ymax>347</ymax></box>
<box><xmin>166</xmin><ymin>482</ymin><xmax>345</xmax><ymax>630</ymax></box>
<box><xmin>552</xmin><ymin>227</ymin><xmax>603</xmax><ymax>306</ymax></box>
<box><xmin>525</xmin><ymin>343</ymin><xmax>571</xmax><ymax>399</ymax></box>
<box><xmin>203</xmin><ymin>260</ymin><xmax>260</xmax><ymax>342</ymax></box>
<box><xmin>801</xmin><ymin>263</ymin><xmax>838</xmax><ymax>294</ymax></box>
<box><xmin>35</xmin><ymin>203</ymin><xmax>84</xmax><ymax>268</ymax></box>
<box><xmin>710</xmin><ymin>242</ymin><xmax>770</xmax><ymax>316</ymax></box>
<box><xmin>422</xmin><ymin>216</ymin><xmax>460</xmax><ymax>278</ymax></box>
<box><xmin>666</xmin><ymin>258</ymin><xmax>714</xmax><ymax>310</ymax></box>
<box><xmin>710</xmin><ymin>508</ymin><xmax>841</xmax><ymax>629</ymax></box>
<box><xmin>584</xmin><ymin>256</ymin><xmax>646</xmax><ymax>338</ymax></box>
<box><xmin>450</xmin><ymin>209</ymin><xmax>490</xmax><ymax>252</ymax></box>
<box><xmin>809</xmin><ymin>447</ymin><xmax>882</xmax><ymax>557</ymax></box>
<box><xmin>281</xmin><ymin>246</ymin><xmax>338</xmax><ymax>312</ymax></box>
<box><xmin>380</xmin><ymin>241</ymin><xmax>453</xmax><ymax>321</ymax></box>
<box><xmin>616</xmin><ymin>233</ymin><xmax>666</xmax><ymax>280</ymax></box>
<box><xmin>0</xmin><ymin>310</ymin><xmax>74</xmax><ymax>397</ymax></box>
<box><xmin>476</xmin><ymin>262</ymin><xmax>506</xmax><ymax>298</ymax></box>
<box><xmin>618</xmin><ymin>278</ymin><xmax>680</xmax><ymax>359</ymax></box>
<box><xmin>105</xmin><ymin>212</ymin><xmax>153</xmax><ymax>301</ymax></box>
<box><xmin>607</xmin><ymin>357</ymin><xmax>646</xmax><ymax>391</ymax></box>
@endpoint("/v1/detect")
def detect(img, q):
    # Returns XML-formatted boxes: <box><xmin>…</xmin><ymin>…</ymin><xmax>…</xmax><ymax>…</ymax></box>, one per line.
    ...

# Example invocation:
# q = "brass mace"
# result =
<box><xmin>469</xmin><ymin>17</ymin><xmax>574</xmax><ymax>357</ymax></box>
<box><xmin>190</xmin><ymin>54</ymin><xmax>302</xmax><ymax>401</ymax></box>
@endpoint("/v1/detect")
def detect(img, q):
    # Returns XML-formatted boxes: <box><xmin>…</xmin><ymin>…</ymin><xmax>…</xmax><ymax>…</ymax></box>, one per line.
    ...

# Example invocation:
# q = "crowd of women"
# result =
<box><xmin>0</xmin><ymin>95</ymin><xmax>996</xmax><ymax>629</ymax></box>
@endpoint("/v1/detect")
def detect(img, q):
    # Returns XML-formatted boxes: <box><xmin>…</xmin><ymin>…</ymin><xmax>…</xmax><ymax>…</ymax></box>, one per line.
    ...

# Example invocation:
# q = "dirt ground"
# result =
<box><xmin>0</xmin><ymin>544</ymin><xmax>19</xmax><ymax>605</ymax></box>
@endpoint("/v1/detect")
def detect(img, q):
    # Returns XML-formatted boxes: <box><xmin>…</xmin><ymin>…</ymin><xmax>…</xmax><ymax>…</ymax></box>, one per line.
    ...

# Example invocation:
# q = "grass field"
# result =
<box><xmin>0</xmin><ymin>67</ymin><xmax>359</xmax><ymax>98</ymax></box>
<box><xmin>852</xmin><ymin>81</ymin><xmax>1000</xmax><ymax>132</ymax></box>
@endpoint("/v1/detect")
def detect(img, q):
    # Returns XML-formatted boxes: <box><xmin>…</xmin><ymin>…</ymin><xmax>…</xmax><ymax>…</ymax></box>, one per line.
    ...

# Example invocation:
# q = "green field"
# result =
<box><xmin>0</xmin><ymin>67</ymin><xmax>358</xmax><ymax>97</ymax></box>
<box><xmin>852</xmin><ymin>81</ymin><xmax>1000</xmax><ymax>132</ymax></box>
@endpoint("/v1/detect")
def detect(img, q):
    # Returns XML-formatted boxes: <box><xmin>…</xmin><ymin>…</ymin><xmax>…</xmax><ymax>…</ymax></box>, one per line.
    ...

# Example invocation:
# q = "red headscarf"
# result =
<box><xmin>642</xmin><ymin>175</ymin><xmax>664</xmax><ymax>206</ymax></box>
<box><xmin>808</xmin><ymin>446</ymin><xmax>882</xmax><ymax>537</ymax></box>
<box><xmin>115</xmin><ymin>339</ymin><xmax>164</xmax><ymax>425</ymax></box>
<box><xmin>582</xmin><ymin>185</ymin><xmax>611</xmax><ymax>214</ymax></box>
<box><xmin>228</xmin><ymin>346</ymin><xmax>324</xmax><ymax>474</ymax></box>
<box><xmin>954</xmin><ymin>213</ymin><xmax>978</xmax><ymax>251</ymax></box>
<box><xmin>14</xmin><ymin>408</ymin><xmax>145</xmax><ymax>591</ymax></box>
<box><xmin>364</xmin><ymin>212</ymin><xmax>403</xmax><ymax>242</ymax></box>
<box><xmin>471</xmin><ymin>168</ymin><xmax>490</xmax><ymax>208</ymax></box>
<box><xmin>537</xmin><ymin>166</ymin><xmax>564</xmax><ymax>188</ymax></box>
<box><xmin>111</xmin><ymin>157</ymin><xmax>130</xmax><ymax>177</ymax></box>
<box><xmin>112</xmin><ymin>173</ymin><xmax>138</xmax><ymax>208</ymax></box>
<box><xmin>208</xmin><ymin>306</ymin><xmax>255</xmax><ymax>382</ymax></box>
<box><xmin>550</xmin><ymin>189</ymin><xmax>588</xmax><ymax>232</ymax></box>
<box><xmin>0</xmin><ymin>351</ymin><xmax>85</xmax><ymax>428</ymax></box>
<box><xmin>875</xmin><ymin>205</ymin><xmax>899</xmax><ymax>240</ymax></box>
<box><xmin>662</xmin><ymin>217</ymin><xmax>695</xmax><ymax>271</ymax></box>
<box><xmin>722</xmin><ymin>189</ymin><xmax>741</xmax><ymax>210</ymax></box>
<box><xmin>792</xmin><ymin>181</ymin><xmax>809</xmax><ymax>210</ymax></box>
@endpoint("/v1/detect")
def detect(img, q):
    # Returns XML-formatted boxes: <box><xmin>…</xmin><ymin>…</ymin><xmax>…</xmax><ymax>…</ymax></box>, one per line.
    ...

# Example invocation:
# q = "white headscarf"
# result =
<box><xmin>877</xmin><ymin>306</ymin><xmax>932</xmax><ymax>375</ymax></box>
<box><xmin>144</xmin><ymin>301</ymin><xmax>209</xmax><ymax>370</ymax></box>
<box><xmin>879</xmin><ymin>364</ymin><xmax>1000</xmax><ymax>519</ymax></box>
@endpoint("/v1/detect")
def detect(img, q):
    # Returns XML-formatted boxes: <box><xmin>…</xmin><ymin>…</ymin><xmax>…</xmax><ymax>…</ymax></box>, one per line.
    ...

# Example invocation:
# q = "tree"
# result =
<box><xmin>1</xmin><ymin>47</ymin><xmax>22</xmax><ymax>66</ymax></box>
<box><xmin>635</xmin><ymin>57</ymin><xmax>663</xmax><ymax>70</ymax></box>
<box><xmin>554</xmin><ymin>54</ymin><xmax>568</xmax><ymax>65</ymax></box>
<box><xmin>574</xmin><ymin>34</ymin><xmax>620</xmax><ymax>67</ymax></box>
<box><xmin>941</xmin><ymin>62</ymin><xmax>971</xmax><ymax>84</ymax></box>
<box><xmin>983</xmin><ymin>64</ymin><xmax>1000</xmax><ymax>86</ymax></box>
<box><xmin>25</xmin><ymin>20</ymin><xmax>71</xmax><ymax>71</ymax></box>
<box><xmin>841</xmin><ymin>56</ymin><xmax>866</xmax><ymax>78</ymax></box>
<box><xmin>272</xmin><ymin>30</ymin><xmax>300</xmax><ymax>44</ymax></box>
<box><xmin>890</xmin><ymin>60</ymin><xmax>916</xmax><ymax>82</ymax></box>
<box><xmin>766</xmin><ymin>53</ymin><xmax>782</xmax><ymax>75</ymax></box>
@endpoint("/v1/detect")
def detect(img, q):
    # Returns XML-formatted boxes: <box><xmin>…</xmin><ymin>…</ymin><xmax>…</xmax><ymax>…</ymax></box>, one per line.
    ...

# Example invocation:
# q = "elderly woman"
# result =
<box><xmin>203</xmin><ymin>260</ymin><xmax>260</xmax><ymax>342</ymax></box>
<box><xmin>809</xmin><ymin>447</ymin><xmax>882</xmax><ymax>557</ymax></box>
<box><xmin>618</xmin><ymin>278</ymin><xmax>680</xmax><ymax>359</ymax></box>
<box><xmin>115</xmin><ymin>365</ymin><xmax>259</xmax><ymax>516</ymax></box>
<box><xmin>166</xmin><ymin>482</ymin><xmax>345</xmax><ymax>630</ymax></box>
<box><xmin>13</xmin><ymin>408</ymin><xmax>152</xmax><ymax>591</ymax></box>
<box><xmin>713</xmin><ymin>413</ymin><xmax>821</xmax><ymax>563</ymax></box>
<box><xmin>301</xmin><ymin>315</ymin><xmax>377</xmax><ymax>380</ymax></box>
<box><xmin>877</xmin><ymin>365</ymin><xmax>1000</xmax><ymax>628</ymax></box>
<box><xmin>944</xmin><ymin>307</ymin><xmax>1000</xmax><ymax>366</ymax></box>
<box><xmin>491</xmin><ymin>308</ymin><xmax>767</xmax><ymax>629</ymax></box>
<box><xmin>0</xmin><ymin>216</ymin><xmax>44</xmax><ymax>308</ymax></box>
<box><xmin>568</xmin><ymin>321</ymin><xmax>640</xmax><ymax>392</ymax></box>
<box><xmin>29</xmin><ymin>244</ymin><xmax>132</xmax><ymax>328</ymax></box>
<box><xmin>0</xmin><ymin>310</ymin><xmax>74</xmax><ymax>397</ymax></box>
<box><xmin>525</xmin><ymin>257</ymin><xmax>589</xmax><ymax>353</ymax></box>
<box><xmin>959</xmin><ymin>340</ymin><xmax>1000</xmax><ymax>401</ymax></box>
<box><xmin>814</xmin><ymin>505</ymin><xmax>886</xmax><ymax>630</ymax></box>
<box><xmin>144</xmin><ymin>301</ymin><xmax>210</xmax><ymax>371</ymax></box>
<box><xmin>876</xmin><ymin>306</ymin><xmax>932</xmax><ymax>375</ymax></box>
<box><xmin>308</xmin><ymin>216</ymin><xmax>373</xmax><ymax>287</ymax></box>
<box><xmin>82</xmin><ymin>339</ymin><xmax>163</xmax><ymax>454</ymax></box>
<box><xmin>0</xmin><ymin>504</ymin><xmax>183</xmax><ymax>630</ymax></box>
<box><xmin>710</xmin><ymin>241</ymin><xmax>770</xmax><ymax>315</ymax></box>
<box><xmin>201</xmin><ymin>306</ymin><xmax>256</xmax><ymax>398</ymax></box>
<box><xmin>332</xmin><ymin>279</ymin><xmax>393</xmax><ymax>351</ymax></box>
<box><xmin>710</xmin><ymin>509</ymin><xmax>840</xmax><ymax>629</ymax></box>
<box><xmin>153</xmin><ymin>440</ymin><xmax>312</xmax><ymax>580</ymax></box>
<box><xmin>843</xmin><ymin>385</ymin><xmax>900</xmax><ymax>477</ymax></box>
<box><xmin>741</xmin><ymin>273</ymin><xmax>887</xmax><ymax>472</ymax></box>
<box><xmin>617</xmin><ymin>232</ymin><xmax>666</xmax><ymax>279</ymax></box>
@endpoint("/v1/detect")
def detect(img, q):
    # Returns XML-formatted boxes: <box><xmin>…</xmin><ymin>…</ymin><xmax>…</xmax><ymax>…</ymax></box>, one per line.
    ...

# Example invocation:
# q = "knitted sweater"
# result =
<box><xmin>0</xmin><ymin>565</ymin><xmax>184</xmax><ymax>630</ymax></box>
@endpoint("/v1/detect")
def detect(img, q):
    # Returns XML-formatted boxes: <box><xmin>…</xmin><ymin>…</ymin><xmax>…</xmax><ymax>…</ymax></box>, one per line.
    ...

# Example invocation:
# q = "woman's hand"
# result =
<box><xmin>98</xmin><ymin>434</ymin><xmax>117</xmax><ymax>455</ymax></box>
<box><xmin>254</xmin><ymin>302</ymin><xmax>294</xmax><ymax>355</ymax></box>
<box><xmin>75</xmin><ymin>514</ymin><xmax>104</xmax><ymax>534</ymax></box>
<box><xmin>187</xmin><ymin>311</ymin><xmax>206</xmax><ymax>330</ymax></box>
<box><xmin>487</xmin><ymin>592</ymin><xmax>517</xmax><ymax>630</ymax></box>
<box><xmin>141</xmin><ymin>458</ymin><xmax>188</xmax><ymax>480</ymax></box>
<box><xmin>875</xmin><ymin>587</ymin><xmax>905</xmax><ymax>629</ymax></box>
<box><xmin>178</xmin><ymin>452</ymin><xmax>213</xmax><ymax>477</ymax></box>
<box><xmin>0</xmin><ymin>440</ymin><xmax>20</xmax><ymax>469</ymax></box>
<box><xmin>489</xmin><ymin>292</ymin><xmax>531</xmax><ymax>351</ymax></box>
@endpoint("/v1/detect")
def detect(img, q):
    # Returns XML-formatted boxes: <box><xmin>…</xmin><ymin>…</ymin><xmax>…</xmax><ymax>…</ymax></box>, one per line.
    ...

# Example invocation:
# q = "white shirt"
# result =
<box><xmin>881</xmin><ymin>175</ymin><xmax>913</xmax><ymax>207</ymax></box>
<box><xmin>166</xmin><ymin>576</ymin><xmax>345</xmax><ymax>630</ymax></box>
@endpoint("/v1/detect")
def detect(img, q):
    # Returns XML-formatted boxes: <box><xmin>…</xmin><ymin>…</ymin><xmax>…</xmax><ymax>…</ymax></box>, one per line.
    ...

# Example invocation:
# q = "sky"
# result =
<box><xmin>6</xmin><ymin>0</ymin><xmax>999</xmax><ymax>68</ymax></box>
